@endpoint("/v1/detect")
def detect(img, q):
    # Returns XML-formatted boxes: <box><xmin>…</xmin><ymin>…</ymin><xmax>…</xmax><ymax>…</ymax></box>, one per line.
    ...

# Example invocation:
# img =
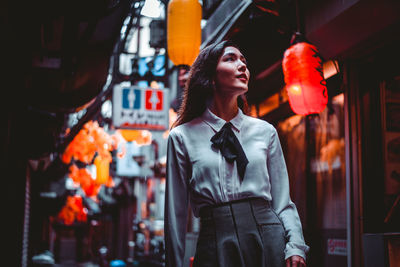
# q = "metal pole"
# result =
<box><xmin>21</xmin><ymin>168</ymin><xmax>31</xmax><ymax>267</ymax></box>
<box><xmin>305</xmin><ymin>114</ymin><xmax>318</xmax><ymax>264</ymax></box>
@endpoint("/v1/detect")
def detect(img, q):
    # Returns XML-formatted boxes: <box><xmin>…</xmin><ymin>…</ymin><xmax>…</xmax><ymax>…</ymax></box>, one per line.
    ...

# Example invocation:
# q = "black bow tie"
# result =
<box><xmin>210</xmin><ymin>122</ymin><xmax>249</xmax><ymax>182</ymax></box>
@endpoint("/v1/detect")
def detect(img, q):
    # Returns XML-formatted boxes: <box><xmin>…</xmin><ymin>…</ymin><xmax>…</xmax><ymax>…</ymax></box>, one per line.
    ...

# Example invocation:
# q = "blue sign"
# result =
<box><xmin>138</xmin><ymin>55</ymin><xmax>165</xmax><ymax>77</ymax></box>
<box><xmin>113</xmin><ymin>83</ymin><xmax>169</xmax><ymax>131</ymax></box>
<box><xmin>122</xmin><ymin>88</ymin><xmax>141</xmax><ymax>109</ymax></box>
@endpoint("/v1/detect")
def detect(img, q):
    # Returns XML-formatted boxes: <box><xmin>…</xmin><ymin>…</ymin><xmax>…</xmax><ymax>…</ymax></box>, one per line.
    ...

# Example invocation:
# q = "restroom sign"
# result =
<box><xmin>113</xmin><ymin>83</ymin><xmax>169</xmax><ymax>130</ymax></box>
<box><xmin>145</xmin><ymin>89</ymin><xmax>163</xmax><ymax>110</ymax></box>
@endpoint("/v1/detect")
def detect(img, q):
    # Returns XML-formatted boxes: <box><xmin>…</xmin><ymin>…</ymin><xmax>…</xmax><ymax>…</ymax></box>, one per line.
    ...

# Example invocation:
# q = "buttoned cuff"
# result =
<box><xmin>284</xmin><ymin>242</ymin><xmax>310</xmax><ymax>261</ymax></box>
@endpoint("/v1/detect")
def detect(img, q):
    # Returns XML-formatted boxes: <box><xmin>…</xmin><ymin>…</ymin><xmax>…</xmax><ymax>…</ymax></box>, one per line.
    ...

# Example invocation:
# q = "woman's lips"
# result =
<box><xmin>237</xmin><ymin>74</ymin><xmax>248</xmax><ymax>82</ymax></box>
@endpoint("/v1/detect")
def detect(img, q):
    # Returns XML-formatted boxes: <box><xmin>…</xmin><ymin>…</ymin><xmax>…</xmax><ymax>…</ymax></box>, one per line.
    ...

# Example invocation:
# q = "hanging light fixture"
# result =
<box><xmin>167</xmin><ymin>0</ymin><xmax>202</xmax><ymax>67</ymax></box>
<box><xmin>282</xmin><ymin>34</ymin><xmax>328</xmax><ymax>115</ymax></box>
<box><xmin>94</xmin><ymin>155</ymin><xmax>110</xmax><ymax>185</ymax></box>
<box><xmin>141</xmin><ymin>0</ymin><xmax>162</xmax><ymax>18</ymax></box>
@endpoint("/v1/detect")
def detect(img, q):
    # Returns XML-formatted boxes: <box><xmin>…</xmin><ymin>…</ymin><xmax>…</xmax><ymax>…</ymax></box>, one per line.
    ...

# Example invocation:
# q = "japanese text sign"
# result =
<box><xmin>113</xmin><ymin>84</ymin><xmax>169</xmax><ymax>131</ymax></box>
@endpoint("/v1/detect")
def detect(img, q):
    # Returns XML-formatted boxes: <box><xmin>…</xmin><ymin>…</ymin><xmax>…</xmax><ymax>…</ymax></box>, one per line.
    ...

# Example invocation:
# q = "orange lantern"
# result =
<box><xmin>167</xmin><ymin>0</ymin><xmax>202</xmax><ymax>67</ymax></box>
<box><xmin>62</xmin><ymin>120</ymin><xmax>115</xmax><ymax>165</ymax></box>
<box><xmin>56</xmin><ymin>195</ymin><xmax>87</xmax><ymax>225</ymax></box>
<box><xmin>118</xmin><ymin>129</ymin><xmax>152</xmax><ymax>145</ymax></box>
<box><xmin>94</xmin><ymin>155</ymin><xmax>110</xmax><ymax>185</ymax></box>
<box><xmin>68</xmin><ymin>164</ymin><xmax>102</xmax><ymax>197</ymax></box>
<box><xmin>282</xmin><ymin>41</ymin><xmax>328</xmax><ymax>115</ymax></box>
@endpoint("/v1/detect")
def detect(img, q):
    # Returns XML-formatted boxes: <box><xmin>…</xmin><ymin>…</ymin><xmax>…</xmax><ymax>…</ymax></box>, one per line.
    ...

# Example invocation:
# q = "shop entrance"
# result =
<box><xmin>276</xmin><ymin>78</ymin><xmax>347</xmax><ymax>266</ymax></box>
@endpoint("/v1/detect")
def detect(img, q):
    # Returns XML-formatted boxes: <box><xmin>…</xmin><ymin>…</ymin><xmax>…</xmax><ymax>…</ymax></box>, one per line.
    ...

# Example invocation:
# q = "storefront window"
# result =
<box><xmin>277</xmin><ymin>94</ymin><xmax>346</xmax><ymax>267</ymax></box>
<box><xmin>381</xmin><ymin>76</ymin><xmax>400</xmax><ymax>230</ymax></box>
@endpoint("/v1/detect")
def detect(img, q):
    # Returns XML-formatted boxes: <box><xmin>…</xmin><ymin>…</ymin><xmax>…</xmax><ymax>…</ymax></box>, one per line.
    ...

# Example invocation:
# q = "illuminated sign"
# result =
<box><xmin>113</xmin><ymin>83</ymin><xmax>169</xmax><ymax>130</ymax></box>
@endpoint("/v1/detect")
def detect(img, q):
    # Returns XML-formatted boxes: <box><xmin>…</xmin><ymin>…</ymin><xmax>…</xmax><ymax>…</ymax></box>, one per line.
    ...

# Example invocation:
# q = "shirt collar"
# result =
<box><xmin>202</xmin><ymin>108</ymin><xmax>244</xmax><ymax>132</ymax></box>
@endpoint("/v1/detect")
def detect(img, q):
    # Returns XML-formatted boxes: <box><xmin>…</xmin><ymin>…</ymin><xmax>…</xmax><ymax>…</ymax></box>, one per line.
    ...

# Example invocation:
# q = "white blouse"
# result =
<box><xmin>165</xmin><ymin>108</ymin><xmax>309</xmax><ymax>267</ymax></box>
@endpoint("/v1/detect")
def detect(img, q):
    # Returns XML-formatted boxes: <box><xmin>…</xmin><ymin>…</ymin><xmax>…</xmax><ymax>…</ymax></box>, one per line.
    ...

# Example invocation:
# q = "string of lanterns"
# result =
<box><xmin>56</xmin><ymin>0</ymin><xmax>204</xmax><ymax>225</ymax></box>
<box><xmin>55</xmin><ymin>121</ymin><xmax>118</xmax><ymax>224</ymax></box>
<box><xmin>166</xmin><ymin>0</ymin><xmax>328</xmax><ymax>116</ymax></box>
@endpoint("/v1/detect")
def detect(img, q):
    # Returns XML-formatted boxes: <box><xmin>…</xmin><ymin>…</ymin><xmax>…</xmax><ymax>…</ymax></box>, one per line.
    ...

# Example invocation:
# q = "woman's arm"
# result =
<box><xmin>164</xmin><ymin>130</ymin><xmax>190</xmax><ymax>267</ymax></box>
<box><xmin>267</xmin><ymin>127</ymin><xmax>310</xmax><ymax>261</ymax></box>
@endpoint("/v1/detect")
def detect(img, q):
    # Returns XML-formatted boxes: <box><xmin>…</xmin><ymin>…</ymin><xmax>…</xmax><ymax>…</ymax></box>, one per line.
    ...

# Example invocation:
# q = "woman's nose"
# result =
<box><xmin>238</xmin><ymin>61</ymin><xmax>246</xmax><ymax>71</ymax></box>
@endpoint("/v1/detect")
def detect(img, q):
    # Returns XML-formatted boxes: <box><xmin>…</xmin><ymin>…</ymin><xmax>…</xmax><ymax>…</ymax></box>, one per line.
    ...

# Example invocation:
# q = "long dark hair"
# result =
<box><xmin>172</xmin><ymin>40</ymin><xmax>249</xmax><ymax>128</ymax></box>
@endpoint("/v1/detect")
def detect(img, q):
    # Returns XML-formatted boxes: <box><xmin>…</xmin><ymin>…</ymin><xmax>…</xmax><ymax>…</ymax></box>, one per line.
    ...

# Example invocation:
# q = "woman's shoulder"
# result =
<box><xmin>169</xmin><ymin>117</ymin><xmax>204</xmax><ymax>138</ymax></box>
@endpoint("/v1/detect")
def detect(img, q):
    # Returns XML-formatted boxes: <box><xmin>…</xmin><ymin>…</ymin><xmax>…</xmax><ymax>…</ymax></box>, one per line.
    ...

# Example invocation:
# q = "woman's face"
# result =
<box><xmin>214</xmin><ymin>46</ymin><xmax>250</xmax><ymax>95</ymax></box>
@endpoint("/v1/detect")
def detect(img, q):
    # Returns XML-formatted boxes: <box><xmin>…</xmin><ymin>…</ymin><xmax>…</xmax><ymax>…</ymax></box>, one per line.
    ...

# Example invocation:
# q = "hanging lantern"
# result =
<box><xmin>167</xmin><ymin>0</ymin><xmax>202</xmax><ymax>67</ymax></box>
<box><xmin>94</xmin><ymin>155</ymin><xmax>110</xmax><ymax>185</ymax></box>
<box><xmin>56</xmin><ymin>195</ymin><xmax>88</xmax><ymax>225</ymax></box>
<box><xmin>282</xmin><ymin>42</ymin><xmax>328</xmax><ymax>115</ymax></box>
<box><xmin>118</xmin><ymin>129</ymin><xmax>152</xmax><ymax>145</ymax></box>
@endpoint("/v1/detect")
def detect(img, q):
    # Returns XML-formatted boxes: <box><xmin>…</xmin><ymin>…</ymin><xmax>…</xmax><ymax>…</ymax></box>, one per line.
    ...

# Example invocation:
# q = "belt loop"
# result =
<box><xmin>210</xmin><ymin>206</ymin><xmax>220</xmax><ymax>266</ymax></box>
<box><xmin>249</xmin><ymin>198</ymin><xmax>254</xmax><ymax>213</ymax></box>
<box><xmin>228</xmin><ymin>202</ymin><xmax>242</xmax><ymax>249</ymax></box>
<box><xmin>248</xmin><ymin>198</ymin><xmax>259</xmax><ymax>225</ymax></box>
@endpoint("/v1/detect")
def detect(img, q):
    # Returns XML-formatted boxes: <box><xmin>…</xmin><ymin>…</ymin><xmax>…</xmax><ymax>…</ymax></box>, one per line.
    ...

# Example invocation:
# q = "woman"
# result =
<box><xmin>165</xmin><ymin>40</ymin><xmax>309</xmax><ymax>267</ymax></box>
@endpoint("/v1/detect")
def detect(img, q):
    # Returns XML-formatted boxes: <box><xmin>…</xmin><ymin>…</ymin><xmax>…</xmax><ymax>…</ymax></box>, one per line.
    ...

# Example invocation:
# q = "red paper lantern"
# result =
<box><xmin>282</xmin><ymin>42</ymin><xmax>328</xmax><ymax>115</ymax></box>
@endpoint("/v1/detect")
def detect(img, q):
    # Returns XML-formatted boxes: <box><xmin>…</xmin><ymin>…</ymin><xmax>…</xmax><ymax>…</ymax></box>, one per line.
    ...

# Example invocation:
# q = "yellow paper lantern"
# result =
<box><xmin>94</xmin><ymin>155</ymin><xmax>109</xmax><ymax>185</ymax></box>
<box><xmin>167</xmin><ymin>0</ymin><xmax>202</xmax><ymax>66</ymax></box>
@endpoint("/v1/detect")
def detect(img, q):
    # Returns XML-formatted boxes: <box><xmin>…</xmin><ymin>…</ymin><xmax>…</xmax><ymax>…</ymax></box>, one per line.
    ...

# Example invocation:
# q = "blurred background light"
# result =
<box><xmin>141</xmin><ymin>0</ymin><xmax>162</xmax><ymax>18</ymax></box>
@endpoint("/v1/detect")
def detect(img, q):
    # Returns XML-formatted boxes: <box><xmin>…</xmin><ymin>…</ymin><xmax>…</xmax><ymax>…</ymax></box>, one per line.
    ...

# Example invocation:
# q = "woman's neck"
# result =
<box><xmin>209</xmin><ymin>94</ymin><xmax>239</xmax><ymax>122</ymax></box>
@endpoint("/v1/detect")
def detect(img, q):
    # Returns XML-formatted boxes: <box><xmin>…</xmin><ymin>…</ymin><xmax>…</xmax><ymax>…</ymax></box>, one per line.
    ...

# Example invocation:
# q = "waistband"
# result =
<box><xmin>199</xmin><ymin>197</ymin><xmax>271</xmax><ymax>219</ymax></box>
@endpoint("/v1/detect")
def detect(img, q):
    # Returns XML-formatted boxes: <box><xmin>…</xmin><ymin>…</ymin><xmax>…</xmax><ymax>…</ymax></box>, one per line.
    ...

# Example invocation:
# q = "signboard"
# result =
<box><xmin>327</xmin><ymin>238</ymin><xmax>347</xmax><ymax>256</ymax></box>
<box><xmin>113</xmin><ymin>83</ymin><xmax>169</xmax><ymax>130</ymax></box>
<box><xmin>116</xmin><ymin>142</ymin><xmax>153</xmax><ymax>177</ymax></box>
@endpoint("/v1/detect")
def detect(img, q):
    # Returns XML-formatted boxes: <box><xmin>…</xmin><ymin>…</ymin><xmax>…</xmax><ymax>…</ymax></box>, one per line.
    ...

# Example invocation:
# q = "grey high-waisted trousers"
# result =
<box><xmin>193</xmin><ymin>198</ymin><xmax>286</xmax><ymax>267</ymax></box>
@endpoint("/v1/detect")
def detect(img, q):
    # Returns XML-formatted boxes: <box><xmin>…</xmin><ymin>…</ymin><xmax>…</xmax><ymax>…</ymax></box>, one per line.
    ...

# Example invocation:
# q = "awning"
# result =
<box><xmin>201</xmin><ymin>0</ymin><xmax>252</xmax><ymax>49</ymax></box>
